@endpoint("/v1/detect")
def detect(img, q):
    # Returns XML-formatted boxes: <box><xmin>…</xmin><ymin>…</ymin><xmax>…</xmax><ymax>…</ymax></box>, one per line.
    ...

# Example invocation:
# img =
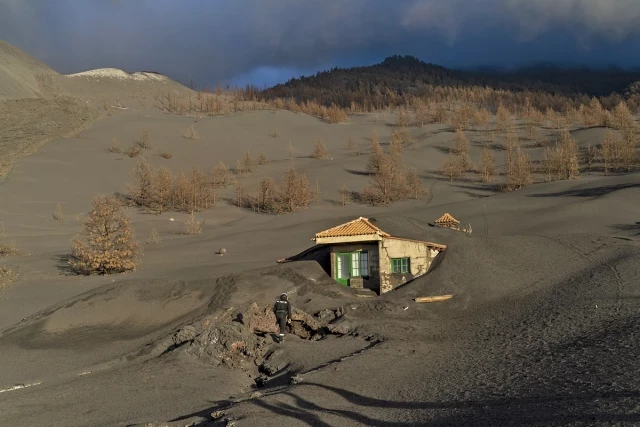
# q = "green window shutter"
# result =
<box><xmin>391</xmin><ymin>258</ymin><xmax>410</xmax><ymax>274</ymax></box>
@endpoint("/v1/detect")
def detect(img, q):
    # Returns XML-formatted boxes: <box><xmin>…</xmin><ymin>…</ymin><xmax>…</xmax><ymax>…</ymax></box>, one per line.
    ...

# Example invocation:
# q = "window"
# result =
<box><xmin>351</xmin><ymin>251</ymin><xmax>369</xmax><ymax>277</ymax></box>
<box><xmin>391</xmin><ymin>257</ymin><xmax>410</xmax><ymax>274</ymax></box>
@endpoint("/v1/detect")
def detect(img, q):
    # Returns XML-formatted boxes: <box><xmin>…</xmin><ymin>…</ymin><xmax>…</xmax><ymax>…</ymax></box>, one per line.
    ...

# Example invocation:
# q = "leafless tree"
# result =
<box><xmin>311</xmin><ymin>138</ymin><xmax>329</xmax><ymax>159</ymax></box>
<box><xmin>478</xmin><ymin>144</ymin><xmax>497</xmax><ymax>183</ymax></box>
<box><xmin>129</xmin><ymin>157</ymin><xmax>153</xmax><ymax>208</ymax></box>
<box><xmin>152</xmin><ymin>166</ymin><xmax>173</xmax><ymax>213</ymax></box>
<box><xmin>69</xmin><ymin>194</ymin><xmax>141</xmax><ymax>275</ymax></box>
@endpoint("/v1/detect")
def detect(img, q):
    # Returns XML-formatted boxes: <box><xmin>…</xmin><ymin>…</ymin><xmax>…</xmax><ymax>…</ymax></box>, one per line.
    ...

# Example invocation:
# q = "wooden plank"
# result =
<box><xmin>414</xmin><ymin>294</ymin><xmax>453</xmax><ymax>303</ymax></box>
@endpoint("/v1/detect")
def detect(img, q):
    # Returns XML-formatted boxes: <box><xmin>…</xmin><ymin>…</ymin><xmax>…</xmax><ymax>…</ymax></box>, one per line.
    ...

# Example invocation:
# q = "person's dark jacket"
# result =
<box><xmin>274</xmin><ymin>299</ymin><xmax>292</xmax><ymax>319</ymax></box>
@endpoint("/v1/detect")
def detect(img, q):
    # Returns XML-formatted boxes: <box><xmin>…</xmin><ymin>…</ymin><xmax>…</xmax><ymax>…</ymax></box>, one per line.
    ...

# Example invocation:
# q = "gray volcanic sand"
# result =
<box><xmin>2</xmin><ymin>41</ymin><xmax>640</xmax><ymax>426</ymax></box>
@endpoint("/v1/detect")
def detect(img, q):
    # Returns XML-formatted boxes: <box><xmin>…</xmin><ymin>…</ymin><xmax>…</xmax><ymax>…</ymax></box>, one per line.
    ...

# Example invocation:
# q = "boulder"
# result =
<box><xmin>186</xmin><ymin>322</ymin><xmax>263</xmax><ymax>370</ymax></box>
<box><xmin>242</xmin><ymin>303</ymin><xmax>278</xmax><ymax>334</ymax></box>
<box><xmin>327</xmin><ymin>318</ymin><xmax>354</xmax><ymax>335</ymax></box>
<box><xmin>172</xmin><ymin>325</ymin><xmax>197</xmax><ymax>345</ymax></box>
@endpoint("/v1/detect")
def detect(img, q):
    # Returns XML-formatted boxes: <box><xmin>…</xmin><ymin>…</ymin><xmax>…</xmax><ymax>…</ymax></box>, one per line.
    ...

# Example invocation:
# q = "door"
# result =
<box><xmin>335</xmin><ymin>252</ymin><xmax>351</xmax><ymax>286</ymax></box>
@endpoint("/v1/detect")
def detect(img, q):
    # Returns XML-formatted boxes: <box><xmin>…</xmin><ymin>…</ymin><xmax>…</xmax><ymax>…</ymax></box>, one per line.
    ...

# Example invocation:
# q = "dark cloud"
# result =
<box><xmin>1</xmin><ymin>0</ymin><xmax>640</xmax><ymax>86</ymax></box>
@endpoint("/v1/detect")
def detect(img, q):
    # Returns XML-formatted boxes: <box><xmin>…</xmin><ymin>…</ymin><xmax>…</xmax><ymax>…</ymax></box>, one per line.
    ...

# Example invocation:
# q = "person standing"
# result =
<box><xmin>273</xmin><ymin>293</ymin><xmax>292</xmax><ymax>342</ymax></box>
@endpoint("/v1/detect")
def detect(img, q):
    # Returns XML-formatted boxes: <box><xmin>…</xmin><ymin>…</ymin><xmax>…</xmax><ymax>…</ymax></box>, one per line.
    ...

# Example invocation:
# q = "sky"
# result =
<box><xmin>2</xmin><ymin>0</ymin><xmax>640</xmax><ymax>88</ymax></box>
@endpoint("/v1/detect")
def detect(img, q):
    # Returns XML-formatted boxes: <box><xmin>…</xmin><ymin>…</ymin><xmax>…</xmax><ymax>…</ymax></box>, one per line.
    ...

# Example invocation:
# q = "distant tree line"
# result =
<box><xmin>258</xmin><ymin>55</ymin><xmax>640</xmax><ymax>114</ymax></box>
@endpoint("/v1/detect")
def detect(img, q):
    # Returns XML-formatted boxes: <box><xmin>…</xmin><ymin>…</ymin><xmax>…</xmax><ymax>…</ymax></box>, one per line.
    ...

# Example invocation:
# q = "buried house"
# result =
<box><xmin>278</xmin><ymin>217</ymin><xmax>446</xmax><ymax>294</ymax></box>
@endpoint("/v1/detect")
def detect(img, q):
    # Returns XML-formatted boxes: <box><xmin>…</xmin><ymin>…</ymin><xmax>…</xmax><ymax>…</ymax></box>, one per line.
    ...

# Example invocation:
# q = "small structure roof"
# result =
<box><xmin>435</xmin><ymin>213</ymin><xmax>460</xmax><ymax>225</ymax></box>
<box><xmin>314</xmin><ymin>217</ymin><xmax>391</xmax><ymax>240</ymax></box>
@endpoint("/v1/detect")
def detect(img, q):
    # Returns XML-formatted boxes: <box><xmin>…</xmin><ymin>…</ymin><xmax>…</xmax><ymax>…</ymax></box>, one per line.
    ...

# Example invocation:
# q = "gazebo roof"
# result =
<box><xmin>435</xmin><ymin>213</ymin><xmax>460</xmax><ymax>224</ymax></box>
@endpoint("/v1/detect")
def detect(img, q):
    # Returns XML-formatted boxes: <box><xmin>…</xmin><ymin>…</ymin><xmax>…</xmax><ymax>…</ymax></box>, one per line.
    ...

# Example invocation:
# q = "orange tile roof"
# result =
<box><xmin>314</xmin><ymin>217</ymin><xmax>390</xmax><ymax>239</ymax></box>
<box><xmin>435</xmin><ymin>213</ymin><xmax>459</xmax><ymax>224</ymax></box>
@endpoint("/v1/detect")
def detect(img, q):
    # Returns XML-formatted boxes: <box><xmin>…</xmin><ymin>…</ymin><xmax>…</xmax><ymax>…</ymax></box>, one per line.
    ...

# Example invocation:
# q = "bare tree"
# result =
<box><xmin>557</xmin><ymin>129</ymin><xmax>580</xmax><ymax>180</ymax></box>
<box><xmin>451</xmin><ymin>103</ymin><xmax>473</xmax><ymax>131</ymax></box>
<box><xmin>389</xmin><ymin>131</ymin><xmax>404</xmax><ymax>164</ymax></box>
<box><xmin>415</xmin><ymin>99</ymin><xmax>430</xmax><ymax>127</ymax></box>
<box><xmin>542</xmin><ymin>146</ymin><xmax>559</xmax><ymax>182</ymax></box>
<box><xmin>504</xmin><ymin>127</ymin><xmax>518</xmax><ymax>179</ymax></box>
<box><xmin>153</xmin><ymin>166</ymin><xmax>173</xmax><ymax>213</ymax></box>
<box><xmin>361</xmin><ymin>148</ymin><xmax>426</xmax><ymax>205</ymax></box>
<box><xmin>339</xmin><ymin>185</ymin><xmax>352</xmax><ymax>206</ymax></box>
<box><xmin>366</xmin><ymin>138</ymin><xmax>384</xmax><ymax>174</ymax></box>
<box><xmin>433</xmin><ymin>103</ymin><xmax>448</xmax><ymax>124</ymax></box>
<box><xmin>496</xmin><ymin>103</ymin><xmax>511</xmax><ymax>133</ymax></box>
<box><xmin>346</xmin><ymin>136</ymin><xmax>355</xmax><ymax>153</ymax></box>
<box><xmin>325</xmin><ymin>104</ymin><xmax>348</xmax><ymax>124</ymax></box>
<box><xmin>235</xmin><ymin>180</ymin><xmax>245</xmax><ymax>208</ymax></box>
<box><xmin>137</xmin><ymin>129</ymin><xmax>152</xmax><ymax>149</ymax></box>
<box><xmin>396</xmin><ymin>107</ymin><xmax>409</xmax><ymax>127</ymax></box>
<box><xmin>183</xmin><ymin>124</ymin><xmax>199</xmax><ymax>140</ymax></box>
<box><xmin>454</xmin><ymin>130</ymin><xmax>471</xmax><ymax>170</ymax></box>
<box><xmin>371</xmin><ymin>129</ymin><xmax>379</xmax><ymax>146</ymax></box>
<box><xmin>612</xmin><ymin>101</ymin><xmax>635</xmax><ymax>133</ymax></box>
<box><xmin>279</xmin><ymin>165</ymin><xmax>314</xmax><ymax>212</ymax></box>
<box><xmin>287</xmin><ymin>141</ymin><xmax>295</xmax><ymax>160</ymax></box>
<box><xmin>311</xmin><ymin>138</ymin><xmax>329</xmax><ymax>159</ymax></box>
<box><xmin>506</xmin><ymin>148</ymin><xmax>533</xmax><ymax>191</ymax></box>
<box><xmin>238</xmin><ymin>151</ymin><xmax>254</xmax><ymax>174</ymax></box>
<box><xmin>69</xmin><ymin>194</ymin><xmax>141</xmax><ymax>275</ymax></box>
<box><xmin>441</xmin><ymin>150</ymin><xmax>465</xmax><ymax>182</ymax></box>
<box><xmin>187</xmin><ymin>166</ymin><xmax>211</xmax><ymax>211</ymax></box>
<box><xmin>478</xmin><ymin>144</ymin><xmax>497</xmax><ymax>183</ymax></box>
<box><xmin>129</xmin><ymin>157</ymin><xmax>153</xmax><ymax>208</ymax></box>
<box><xmin>211</xmin><ymin>161</ymin><xmax>232</xmax><ymax>206</ymax></box>
<box><xmin>183</xmin><ymin>211</ymin><xmax>203</xmax><ymax>235</ymax></box>
<box><xmin>125</xmin><ymin>146</ymin><xmax>142</xmax><ymax>158</ymax></box>
<box><xmin>173</xmin><ymin>170</ymin><xmax>189</xmax><ymax>211</ymax></box>
<box><xmin>0</xmin><ymin>224</ymin><xmax>20</xmax><ymax>258</ymax></box>
<box><xmin>583</xmin><ymin>142</ymin><xmax>599</xmax><ymax>171</ymax></box>
<box><xmin>405</xmin><ymin>167</ymin><xmax>425</xmax><ymax>199</ymax></box>
<box><xmin>581</xmin><ymin>97</ymin><xmax>605</xmax><ymax>127</ymax></box>
<box><xmin>109</xmin><ymin>138</ymin><xmax>122</xmax><ymax>153</ymax></box>
<box><xmin>254</xmin><ymin>177</ymin><xmax>278</xmax><ymax>213</ymax></box>
<box><xmin>52</xmin><ymin>202</ymin><xmax>63</xmax><ymax>221</ymax></box>
<box><xmin>472</xmin><ymin>108</ymin><xmax>490</xmax><ymax>133</ymax></box>
<box><xmin>363</xmin><ymin>154</ymin><xmax>400</xmax><ymax>205</ymax></box>
<box><xmin>257</xmin><ymin>153</ymin><xmax>269</xmax><ymax>165</ymax></box>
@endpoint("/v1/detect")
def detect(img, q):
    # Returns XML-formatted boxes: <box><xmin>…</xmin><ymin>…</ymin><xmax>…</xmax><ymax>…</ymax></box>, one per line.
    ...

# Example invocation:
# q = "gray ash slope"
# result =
<box><xmin>197</xmin><ymin>237</ymin><xmax>640</xmax><ymax>427</ymax></box>
<box><xmin>175</xmin><ymin>177</ymin><xmax>640</xmax><ymax>427</ymax></box>
<box><xmin>0</xmin><ymin>166</ymin><xmax>639</xmax><ymax>426</ymax></box>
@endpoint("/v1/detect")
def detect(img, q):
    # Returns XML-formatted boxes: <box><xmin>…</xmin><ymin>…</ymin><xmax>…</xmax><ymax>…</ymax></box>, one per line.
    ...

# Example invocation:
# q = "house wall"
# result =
<box><xmin>378</xmin><ymin>238</ymin><xmax>441</xmax><ymax>293</ymax></box>
<box><xmin>329</xmin><ymin>243</ymin><xmax>380</xmax><ymax>292</ymax></box>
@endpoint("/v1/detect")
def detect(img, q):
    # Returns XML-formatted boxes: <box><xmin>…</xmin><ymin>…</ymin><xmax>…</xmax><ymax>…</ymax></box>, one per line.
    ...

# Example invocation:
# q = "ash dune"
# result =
<box><xmin>0</xmin><ymin>40</ymin><xmax>191</xmax><ymax>178</ymax></box>
<box><xmin>0</xmin><ymin>40</ymin><xmax>58</xmax><ymax>100</ymax></box>
<box><xmin>1</xmin><ymin>40</ymin><xmax>640</xmax><ymax>427</ymax></box>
